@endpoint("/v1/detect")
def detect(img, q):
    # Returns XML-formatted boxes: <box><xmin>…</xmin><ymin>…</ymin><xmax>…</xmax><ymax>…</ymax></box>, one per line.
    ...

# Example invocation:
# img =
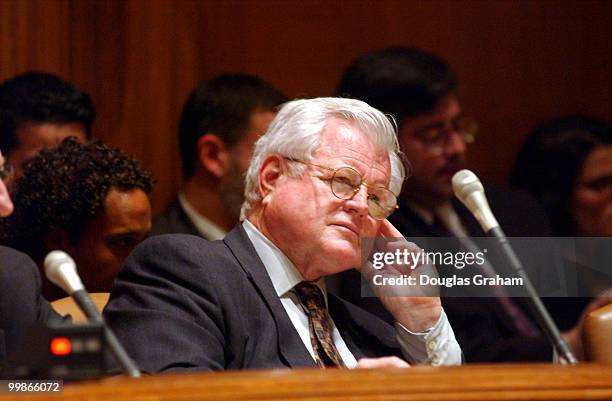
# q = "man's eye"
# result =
<box><xmin>109</xmin><ymin>236</ymin><xmax>138</xmax><ymax>248</ymax></box>
<box><xmin>420</xmin><ymin>128</ymin><xmax>443</xmax><ymax>143</ymax></box>
<box><xmin>584</xmin><ymin>176</ymin><xmax>612</xmax><ymax>191</ymax></box>
<box><xmin>115</xmin><ymin>238</ymin><xmax>131</xmax><ymax>247</ymax></box>
<box><xmin>334</xmin><ymin>176</ymin><xmax>355</xmax><ymax>187</ymax></box>
<box><xmin>368</xmin><ymin>193</ymin><xmax>381</xmax><ymax>204</ymax></box>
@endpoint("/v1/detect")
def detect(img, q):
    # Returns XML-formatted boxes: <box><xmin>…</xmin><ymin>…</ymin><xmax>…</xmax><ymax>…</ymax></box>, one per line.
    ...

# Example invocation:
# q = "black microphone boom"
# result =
<box><xmin>44</xmin><ymin>250</ymin><xmax>141</xmax><ymax>377</ymax></box>
<box><xmin>452</xmin><ymin>170</ymin><xmax>578</xmax><ymax>365</ymax></box>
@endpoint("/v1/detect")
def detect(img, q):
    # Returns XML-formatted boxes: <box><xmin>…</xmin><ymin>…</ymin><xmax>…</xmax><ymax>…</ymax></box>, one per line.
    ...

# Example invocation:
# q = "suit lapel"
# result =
<box><xmin>328</xmin><ymin>294</ymin><xmax>400</xmax><ymax>360</ymax></box>
<box><xmin>328</xmin><ymin>295</ymin><xmax>365</xmax><ymax>360</ymax></box>
<box><xmin>223</xmin><ymin>226</ymin><xmax>316</xmax><ymax>368</ymax></box>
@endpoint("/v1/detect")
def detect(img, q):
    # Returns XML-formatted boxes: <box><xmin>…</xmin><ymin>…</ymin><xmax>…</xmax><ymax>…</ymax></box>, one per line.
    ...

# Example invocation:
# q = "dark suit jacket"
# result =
<box><xmin>332</xmin><ymin>185</ymin><xmax>559</xmax><ymax>362</ymax></box>
<box><xmin>104</xmin><ymin>226</ymin><xmax>402</xmax><ymax>373</ymax></box>
<box><xmin>149</xmin><ymin>198</ymin><xmax>202</xmax><ymax>238</ymax></box>
<box><xmin>0</xmin><ymin>246</ymin><xmax>64</xmax><ymax>363</ymax></box>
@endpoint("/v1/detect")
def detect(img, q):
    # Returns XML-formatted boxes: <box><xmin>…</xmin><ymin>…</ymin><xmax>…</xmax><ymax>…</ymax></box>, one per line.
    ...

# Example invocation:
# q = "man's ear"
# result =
<box><xmin>258</xmin><ymin>154</ymin><xmax>285</xmax><ymax>202</ymax></box>
<box><xmin>197</xmin><ymin>134</ymin><xmax>231</xmax><ymax>178</ymax></box>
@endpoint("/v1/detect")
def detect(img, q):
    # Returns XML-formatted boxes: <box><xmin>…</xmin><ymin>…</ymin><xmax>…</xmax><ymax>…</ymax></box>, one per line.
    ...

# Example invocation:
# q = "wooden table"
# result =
<box><xmin>2</xmin><ymin>364</ymin><xmax>612</xmax><ymax>401</ymax></box>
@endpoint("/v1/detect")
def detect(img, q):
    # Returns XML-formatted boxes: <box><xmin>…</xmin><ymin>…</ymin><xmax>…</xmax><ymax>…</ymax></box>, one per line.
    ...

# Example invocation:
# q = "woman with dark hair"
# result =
<box><xmin>511</xmin><ymin>115</ymin><xmax>612</xmax><ymax>330</ymax></box>
<box><xmin>511</xmin><ymin>115</ymin><xmax>611</xmax><ymax>236</ymax></box>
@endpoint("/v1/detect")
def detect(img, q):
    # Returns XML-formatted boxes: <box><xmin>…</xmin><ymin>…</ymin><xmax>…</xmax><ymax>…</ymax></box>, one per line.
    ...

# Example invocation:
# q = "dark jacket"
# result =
<box><xmin>104</xmin><ymin>227</ymin><xmax>402</xmax><ymax>372</ymax></box>
<box><xmin>0</xmin><ymin>246</ymin><xmax>65</xmax><ymax>362</ymax></box>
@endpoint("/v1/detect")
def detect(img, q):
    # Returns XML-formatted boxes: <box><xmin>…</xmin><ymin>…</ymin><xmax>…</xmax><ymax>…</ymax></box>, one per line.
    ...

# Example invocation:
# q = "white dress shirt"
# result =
<box><xmin>409</xmin><ymin>201</ymin><xmax>470</xmax><ymax>238</ymax></box>
<box><xmin>243</xmin><ymin>220</ymin><xmax>462</xmax><ymax>366</ymax></box>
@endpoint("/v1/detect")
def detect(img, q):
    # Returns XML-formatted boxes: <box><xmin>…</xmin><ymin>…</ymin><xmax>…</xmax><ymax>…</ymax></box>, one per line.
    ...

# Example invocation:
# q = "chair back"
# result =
<box><xmin>51</xmin><ymin>293</ymin><xmax>110</xmax><ymax>324</ymax></box>
<box><xmin>583</xmin><ymin>302</ymin><xmax>612</xmax><ymax>363</ymax></box>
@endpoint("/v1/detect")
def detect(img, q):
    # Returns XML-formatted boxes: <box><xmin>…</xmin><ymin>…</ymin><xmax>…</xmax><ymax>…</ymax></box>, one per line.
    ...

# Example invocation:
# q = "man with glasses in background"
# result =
<box><xmin>104</xmin><ymin>97</ymin><xmax>461</xmax><ymax>372</ymax></box>
<box><xmin>334</xmin><ymin>47</ymin><xmax>570</xmax><ymax>362</ymax></box>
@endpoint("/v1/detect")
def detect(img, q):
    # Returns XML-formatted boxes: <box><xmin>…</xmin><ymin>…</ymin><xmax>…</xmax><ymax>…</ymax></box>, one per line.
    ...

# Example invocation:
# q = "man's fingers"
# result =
<box><xmin>356</xmin><ymin>356</ymin><xmax>410</xmax><ymax>369</ymax></box>
<box><xmin>379</xmin><ymin>219</ymin><xmax>404</xmax><ymax>239</ymax></box>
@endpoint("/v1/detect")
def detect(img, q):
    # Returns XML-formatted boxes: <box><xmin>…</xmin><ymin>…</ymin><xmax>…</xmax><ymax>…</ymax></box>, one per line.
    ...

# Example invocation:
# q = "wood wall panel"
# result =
<box><xmin>0</xmin><ymin>0</ymin><xmax>71</xmax><ymax>76</ymax></box>
<box><xmin>1</xmin><ymin>0</ymin><xmax>610</xmax><ymax>214</ymax></box>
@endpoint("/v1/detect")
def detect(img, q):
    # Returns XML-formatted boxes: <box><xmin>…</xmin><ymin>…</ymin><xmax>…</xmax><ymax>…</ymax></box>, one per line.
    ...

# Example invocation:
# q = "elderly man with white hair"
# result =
<box><xmin>105</xmin><ymin>97</ymin><xmax>461</xmax><ymax>372</ymax></box>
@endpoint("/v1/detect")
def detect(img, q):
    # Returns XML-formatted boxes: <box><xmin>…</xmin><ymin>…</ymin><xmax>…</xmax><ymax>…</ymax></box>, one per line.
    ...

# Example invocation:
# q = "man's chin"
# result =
<box><xmin>439</xmin><ymin>185</ymin><xmax>455</xmax><ymax>200</ymax></box>
<box><xmin>437</xmin><ymin>169</ymin><xmax>457</xmax><ymax>184</ymax></box>
<box><xmin>432</xmin><ymin>174</ymin><xmax>456</xmax><ymax>198</ymax></box>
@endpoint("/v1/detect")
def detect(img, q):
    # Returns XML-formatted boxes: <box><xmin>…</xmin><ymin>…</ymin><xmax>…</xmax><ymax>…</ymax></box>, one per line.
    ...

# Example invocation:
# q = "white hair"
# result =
<box><xmin>240</xmin><ymin>97</ymin><xmax>406</xmax><ymax>219</ymax></box>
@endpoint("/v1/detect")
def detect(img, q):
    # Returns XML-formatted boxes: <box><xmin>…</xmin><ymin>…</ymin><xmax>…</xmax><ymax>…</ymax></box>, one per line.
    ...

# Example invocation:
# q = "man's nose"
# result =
<box><xmin>444</xmin><ymin>130</ymin><xmax>467</xmax><ymax>157</ymax></box>
<box><xmin>344</xmin><ymin>185</ymin><xmax>370</xmax><ymax>217</ymax></box>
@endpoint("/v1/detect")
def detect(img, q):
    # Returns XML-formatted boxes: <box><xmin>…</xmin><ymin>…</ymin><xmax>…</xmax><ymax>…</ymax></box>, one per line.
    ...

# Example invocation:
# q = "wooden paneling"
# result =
<box><xmin>1</xmin><ymin>0</ymin><xmax>611</xmax><ymax>214</ymax></box>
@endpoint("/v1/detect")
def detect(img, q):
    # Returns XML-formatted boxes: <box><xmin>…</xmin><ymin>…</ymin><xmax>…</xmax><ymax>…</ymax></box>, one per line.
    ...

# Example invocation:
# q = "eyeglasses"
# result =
<box><xmin>413</xmin><ymin>116</ymin><xmax>478</xmax><ymax>155</ymax></box>
<box><xmin>284</xmin><ymin>158</ymin><xmax>398</xmax><ymax>220</ymax></box>
<box><xmin>0</xmin><ymin>161</ymin><xmax>13</xmax><ymax>180</ymax></box>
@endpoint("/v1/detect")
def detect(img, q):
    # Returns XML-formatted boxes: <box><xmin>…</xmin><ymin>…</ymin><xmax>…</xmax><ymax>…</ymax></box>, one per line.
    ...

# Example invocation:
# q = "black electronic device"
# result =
<box><xmin>2</xmin><ymin>323</ymin><xmax>106</xmax><ymax>380</ymax></box>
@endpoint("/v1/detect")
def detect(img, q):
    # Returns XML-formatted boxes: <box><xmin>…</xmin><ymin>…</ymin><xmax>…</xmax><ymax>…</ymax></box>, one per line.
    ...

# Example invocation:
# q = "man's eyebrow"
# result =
<box><xmin>414</xmin><ymin>115</ymin><xmax>464</xmax><ymax>132</ymax></box>
<box><xmin>412</xmin><ymin>121</ymin><xmax>445</xmax><ymax>134</ymax></box>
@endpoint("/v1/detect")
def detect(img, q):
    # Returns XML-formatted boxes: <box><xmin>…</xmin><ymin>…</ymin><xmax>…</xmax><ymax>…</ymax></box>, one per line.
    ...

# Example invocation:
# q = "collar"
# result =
<box><xmin>407</xmin><ymin>201</ymin><xmax>435</xmax><ymax>225</ymax></box>
<box><xmin>407</xmin><ymin>201</ymin><xmax>468</xmax><ymax>237</ymax></box>
<box><xmin>242</xmin><ymin>220</ymin><xmax>326</xmax><ymax>299</ymax></box>
<box><xmin>436</xmin><ymin>202</ymin><xmax>469</xmax><ymax>237</ymax></box>
<box><xmin>178</xmin><ymin>192</ymin><xmax>227</xmax><ymax>240</ymax></box>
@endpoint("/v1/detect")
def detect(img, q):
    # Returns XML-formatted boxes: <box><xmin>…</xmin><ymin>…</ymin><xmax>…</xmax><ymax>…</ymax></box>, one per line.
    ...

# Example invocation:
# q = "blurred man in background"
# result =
<box><xmin>151</xmin><ymin>74</ymin><xmax>287</xmax><ymax>239</ymax></box>
<box><xmin>334</xmin><ymin>46</ymin><xmax>601</xmax><ymax>362</ymax></box>
<box><xmin>0</xmin><ymin>71</ymin><xmax>94</xmax><ymax>185</ymax></box>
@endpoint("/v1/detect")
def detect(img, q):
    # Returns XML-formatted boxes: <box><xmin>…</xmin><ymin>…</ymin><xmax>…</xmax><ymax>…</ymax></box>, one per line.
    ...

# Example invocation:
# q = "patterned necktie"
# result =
<box><xmin>293</xmin><ymin>282</ymin><xmax>345</xmax><ymax>368</ymax></box>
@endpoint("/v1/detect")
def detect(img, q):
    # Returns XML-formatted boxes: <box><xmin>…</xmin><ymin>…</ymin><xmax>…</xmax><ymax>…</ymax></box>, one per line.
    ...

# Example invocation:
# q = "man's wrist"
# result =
<box><xmin>394</xmin><ymin>304</ymin><xmax>441</xmax><ymax>332</ymax></box>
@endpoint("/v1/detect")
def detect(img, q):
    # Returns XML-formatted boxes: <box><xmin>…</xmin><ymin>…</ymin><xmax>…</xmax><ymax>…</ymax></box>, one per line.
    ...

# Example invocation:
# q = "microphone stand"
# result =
<box><xmin>452</xmin><ymin>169</ymin><xmax>578</xmax><ymax>365</ymax></box>
<box><xmin>72</xmin><ymin>290</ymin><xmax>142</xmax><ymax>377</ymax></box>
<box><xmin>44</xmin><ymin>251</ymin><xmax>141</xmax><ymax>377</ymax></box>
<box><xmin>487</xmin><ymin>226</ymin><xmax>578</xmax><ymax>365</ymax></box>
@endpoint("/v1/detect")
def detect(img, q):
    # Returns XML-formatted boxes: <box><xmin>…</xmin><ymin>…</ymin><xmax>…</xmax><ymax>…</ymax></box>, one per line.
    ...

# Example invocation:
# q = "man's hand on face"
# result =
<box><xmin>362</xmin><ymin>220</ymin><xmax>442</xmax><ymax>333</ymax></box>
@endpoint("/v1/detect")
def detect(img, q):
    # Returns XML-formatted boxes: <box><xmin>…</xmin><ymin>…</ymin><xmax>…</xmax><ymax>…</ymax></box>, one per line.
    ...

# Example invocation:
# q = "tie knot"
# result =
<box><xmin>294</xmin><ymin>282</ymin><xmax>326</xmax><ymax>311</ymax></box>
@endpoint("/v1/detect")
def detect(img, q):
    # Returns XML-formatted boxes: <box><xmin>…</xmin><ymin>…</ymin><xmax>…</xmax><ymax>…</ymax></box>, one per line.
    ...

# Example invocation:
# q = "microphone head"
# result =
<box><xmin>452</xmin><ymin>169</ymin><xmax>499</xmax><ymax>232</ymax></box>
<box><xmin>44</xmin><ymin>250</ymin><xmax>84</xmax><ymax>295</ymax></box>
<box><xmin>452</xmin><ymin>169</ymin><xmax>484</xmax><ymax>203</ymax></box>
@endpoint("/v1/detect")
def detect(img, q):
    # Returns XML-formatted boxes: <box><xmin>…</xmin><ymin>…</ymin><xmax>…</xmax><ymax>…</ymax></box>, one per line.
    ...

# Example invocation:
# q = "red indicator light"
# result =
<box><xmin>50</xmin><ymin>337</ymin><xmax>72</xmax><ymax>355</ymax></box>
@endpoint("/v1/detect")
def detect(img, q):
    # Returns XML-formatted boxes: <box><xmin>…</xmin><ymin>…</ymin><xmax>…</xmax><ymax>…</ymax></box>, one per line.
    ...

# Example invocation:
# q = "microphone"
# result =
<box><xmin>44</xmin><ymin>251</ymin><xmax>141</xmax><ymax>377</ymax></box>
<box><xmin>452</xmin><ymin>170</ymin><xmax>578</xmax><ymax>365</ymax></box>
<box><xmin>452</xmin><ymin>169</ymin><xmax>499</xmax><ymax>231</ymax></box>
